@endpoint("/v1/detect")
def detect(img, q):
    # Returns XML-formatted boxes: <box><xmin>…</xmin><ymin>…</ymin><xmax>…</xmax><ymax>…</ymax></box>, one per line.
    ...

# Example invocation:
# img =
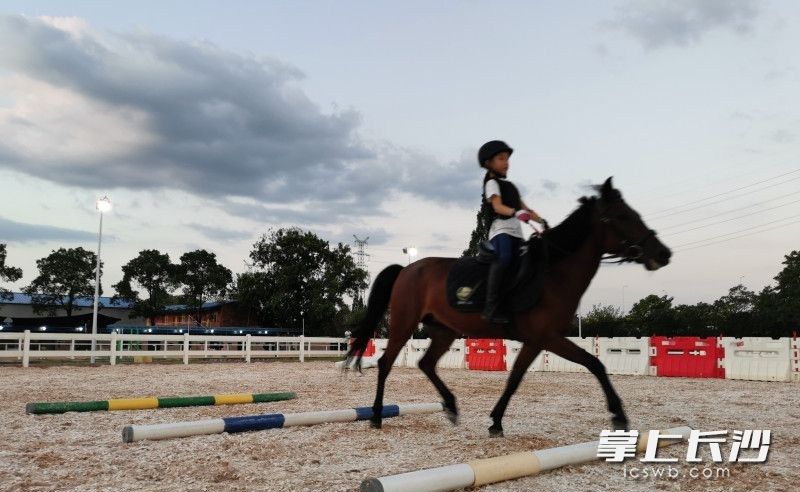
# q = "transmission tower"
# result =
<box><xmin>352</xmin><ymin>235</ymin><xmax>370</xmax><ymax>305</ymax></box>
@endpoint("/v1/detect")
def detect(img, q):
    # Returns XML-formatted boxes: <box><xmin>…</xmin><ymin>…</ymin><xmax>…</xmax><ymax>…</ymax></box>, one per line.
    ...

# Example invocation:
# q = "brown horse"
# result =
<box><xmin>346</xmin><ymin>178</ymin><xmax>671</xmax><ymax>436</ymax></box>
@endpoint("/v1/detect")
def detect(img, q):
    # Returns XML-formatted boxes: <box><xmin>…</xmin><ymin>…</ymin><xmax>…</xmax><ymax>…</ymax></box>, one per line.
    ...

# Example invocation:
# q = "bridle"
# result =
<box><xmin>531</xmin><ymin>195</ymin><xmax>656</xmax><ymax>264</ymax></box>
<box><xmin>598</xmin><ymin>200</ymin><xmax>656</xmax><ymax>264</ymax></box>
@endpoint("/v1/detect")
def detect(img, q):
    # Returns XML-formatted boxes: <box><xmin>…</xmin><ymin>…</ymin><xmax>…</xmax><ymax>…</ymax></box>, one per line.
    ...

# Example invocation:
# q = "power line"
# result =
<box><xmin>657</xmin><ymin>190</ymin><xmax>800</xmax><ymax>231</ymax></box>
<box><xmin>648</xmin><ymin>174</ymin><xmax>800</xmax><ymax>220</ymax></box>
<box><xmin>670</xmin><ymin>213</ymin><xmax>800</xmax><ymax>249</ymax></box>
<box><xmin>646</xmin><ymin>167</ymin><xmax>800</xmax><ymax>217</ymax></box>
<box><xmin>662</xmin><ymin>197</ymin><xmax>800</xmax><ymax>237</ymax></box>
<box><xmin>674</xmin><ymin>219</ymin><xmax>800</xmax><ymax>253</ymax></box>
<box><xmin>629</xmin><ymin>160</ymin><xmax>784</xmax><ymax>204</ymax></box>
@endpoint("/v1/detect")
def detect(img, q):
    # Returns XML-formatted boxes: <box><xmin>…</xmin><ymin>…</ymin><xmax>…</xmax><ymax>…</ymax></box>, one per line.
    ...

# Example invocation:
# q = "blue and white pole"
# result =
<box><xmin>122</xmin><ymin>402</ymin><xmax>444</xmax><ymax>443</ymax></box>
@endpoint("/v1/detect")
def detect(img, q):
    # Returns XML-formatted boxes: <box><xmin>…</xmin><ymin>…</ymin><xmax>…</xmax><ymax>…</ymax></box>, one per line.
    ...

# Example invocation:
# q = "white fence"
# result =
<box><xmin>0</xmin><ymin>331</ymin><xmax>348</xmax><ymax>367</ymax></box>
<box><xmin>4</xmin><ymin>331</ymin><xmax>798</xmax><ymax>383</ymax></box>
<box><xmin>597</xmin><ymin>337</ymin><xmax>651</xmax><ymax>375</ymax></box>
<box><xmin>721</xmin><ymin>337</ymin><xmax>793</xmax><ymax>382</ymax></box>
<box><xmin>504</xmin><ymin>341</ymin><xmax>546</xmax><ymax>372</ymax></box>
<box><xmin>542</xmin><ymin>337</ymin><xmax>597</xmax><ymax>373</ymax></box>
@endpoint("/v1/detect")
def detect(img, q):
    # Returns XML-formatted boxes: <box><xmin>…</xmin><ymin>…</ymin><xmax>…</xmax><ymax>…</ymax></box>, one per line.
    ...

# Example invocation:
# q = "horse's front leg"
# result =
<box><xmin>489</xmin><ymin>341</ymin><xmax>541</xmax><ymax>437</ymax></box>
<box><xmin>545</xmin><ymin>336</ymin><xmax>629</xmax><ymax>431</ymax></box>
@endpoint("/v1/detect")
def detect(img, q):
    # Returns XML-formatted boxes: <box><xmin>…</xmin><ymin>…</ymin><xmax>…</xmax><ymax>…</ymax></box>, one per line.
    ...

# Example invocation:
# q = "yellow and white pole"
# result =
<box><xmin>361</xmin><ymin>426</ymin><xmax>692</xmax><ymax>492</ymax></box>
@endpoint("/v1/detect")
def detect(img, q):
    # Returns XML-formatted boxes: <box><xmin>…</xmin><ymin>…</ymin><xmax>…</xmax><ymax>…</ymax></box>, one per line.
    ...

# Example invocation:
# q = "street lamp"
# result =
<box><xmin>91</xmin><ymin>195</ymin><xmax>111</xmax><ymax>364</ymax></box>
<box><xmin>402</xmin><ymin>247</ymin><xmax>418</xmax><ymax>265</ymax></box>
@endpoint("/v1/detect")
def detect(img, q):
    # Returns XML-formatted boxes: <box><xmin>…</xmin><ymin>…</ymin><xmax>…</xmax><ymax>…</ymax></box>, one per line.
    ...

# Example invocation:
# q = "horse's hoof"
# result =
<box><xmin>489</xmin><ymin>425</ymin><xmax>504</xmax><ymax>438</ymax></box>
<box><xmin>370</xmin><ymin>419</ymin><xmax>382</xmax><ymax>430</ymax></box>
<box><xmin>445</xmin><ymin>409</ymin><xmax>459</xmax><ymax>426</ymax></box>
<box><xmin>612</xmin><ymin>417</ymin><xmax>629</xmax><ymax>431</ymax></box>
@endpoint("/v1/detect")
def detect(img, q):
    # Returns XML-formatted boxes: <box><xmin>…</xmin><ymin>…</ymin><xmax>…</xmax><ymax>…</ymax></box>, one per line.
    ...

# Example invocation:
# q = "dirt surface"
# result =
<box><xmin>1</xmin><ymin>361</ymin><xmax>797</xmax><ymax>491</ymax></box>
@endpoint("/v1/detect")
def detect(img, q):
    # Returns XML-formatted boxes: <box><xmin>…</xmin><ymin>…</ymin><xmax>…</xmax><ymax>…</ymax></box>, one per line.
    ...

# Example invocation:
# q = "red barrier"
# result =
<box><xmin>348</xmin><ymin>338</ymin><xmax>376</xmax><ymax>357</ymax></box>
<box><xmin>466</xmin><ymin>339</ymin><xmax>506</xmax><ymax>371</ymax></box>
<box><xmin>364</xmin><ymin>339</ymin><xmax>376</xmax><ymax>357</ymax></box>
<box><xmin>649</xmin><ymin>336</ymin><xmax>724</xmax><ymax>378</ymax></box>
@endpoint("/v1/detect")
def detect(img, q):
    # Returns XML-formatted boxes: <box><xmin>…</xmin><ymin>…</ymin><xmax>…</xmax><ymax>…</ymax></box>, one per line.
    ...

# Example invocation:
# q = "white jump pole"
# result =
<box><xmin>123</xmin><ymin>402</ymin><xmax>443</xmax><ymax>443</ymax></box>
<box><xmin>361</xmin><ymin>426</ymin><xmax>692</xmax><ymax>492</ymax></box>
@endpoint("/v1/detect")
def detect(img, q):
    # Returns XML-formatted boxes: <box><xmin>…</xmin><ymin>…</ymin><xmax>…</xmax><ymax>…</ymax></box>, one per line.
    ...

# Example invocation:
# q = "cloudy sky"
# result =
<box><xmin>1</xmin><ymin>1</ymin><xmax>798</xmax><ymax>314</ymax></box>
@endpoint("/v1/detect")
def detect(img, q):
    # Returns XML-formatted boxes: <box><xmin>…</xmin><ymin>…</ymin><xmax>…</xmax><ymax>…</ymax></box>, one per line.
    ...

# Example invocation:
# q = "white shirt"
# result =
<box><xmin>484</xmin><ymin>179</ymin><xmax>524</xmax><ymax>240</ymax></box>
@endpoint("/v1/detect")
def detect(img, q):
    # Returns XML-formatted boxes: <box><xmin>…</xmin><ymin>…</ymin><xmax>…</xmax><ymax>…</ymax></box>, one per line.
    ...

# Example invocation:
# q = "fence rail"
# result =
<box><xmin>0</xmin><ymin>331</ymin><xmax>349</xmax><ymax>367</ymax></box>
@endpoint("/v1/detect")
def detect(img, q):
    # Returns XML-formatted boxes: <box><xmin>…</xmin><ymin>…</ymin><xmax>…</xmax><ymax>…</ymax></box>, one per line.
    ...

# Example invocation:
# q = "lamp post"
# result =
<box><xmin>621</xmin><ymin>284</ymin><xmax>628</xmax><ymax>315</ymax></box>
<box><xmin>91</xmin><ymin>195</ymin><xmax>112</xmax><ymax>364</ymax></box>
<box><xmin>402</xmin><ymin>247</ymin><xmax>418</xmax><ymax>265</ymax></box>
<box><xmin>300</xmin><ymin>310</ymin><xmax>305</xmax><ymax>363</ymax></box>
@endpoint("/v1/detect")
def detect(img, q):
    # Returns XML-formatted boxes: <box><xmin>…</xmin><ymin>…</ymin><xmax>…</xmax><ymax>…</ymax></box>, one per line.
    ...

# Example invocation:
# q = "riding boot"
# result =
<box><xmin>482</xmin><ymin>262</ymin><xmax>510</xmax><ymax>324</ymax></box>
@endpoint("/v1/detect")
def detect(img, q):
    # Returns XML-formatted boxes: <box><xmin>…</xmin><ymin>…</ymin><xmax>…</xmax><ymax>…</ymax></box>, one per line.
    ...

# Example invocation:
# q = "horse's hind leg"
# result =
<box><xmin>544</xmin><ymin>336</ymin><xmax>629</xmax><ymax>430</ymax></box>
<box><xmin>371</xmin><ymin>312</ymin><xmax>417</xmax><ymax>429</ymax></box>
<box><xmin>417</xmin><ymin>325</ymin><xmax>459</xmax><ymax>425</ymax></box>
<box><xmin>489</xmin><ymin>341</ymin><xmax>541</xmax><ymax>437</ymax></box>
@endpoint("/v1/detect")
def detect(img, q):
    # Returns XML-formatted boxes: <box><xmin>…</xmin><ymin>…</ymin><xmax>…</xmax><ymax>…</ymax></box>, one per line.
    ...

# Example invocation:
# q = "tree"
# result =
<box><xmin>23</xmin><ymin>247</ymin><xmax>99</xmax><ymax>316</ymax></box>
<box><xmin>752</xmin><ymin>287</ymin><xmax>784</xmax><ymax>337</ymax></box>
<box><xmin>175</xmin><ymin>250</ymin><xmax>233</xmax><ymax>326</ymax></box>
<box><xmin>773</xmin><ymin>250</ymin><xmax>800</xmax><ymax>329</ymax></box>
<box><xmin>462</xmin><ymin>199</ymin><xmax>492</xmax><ymax>256</ymax></box>
<box><xmin>0</xmin><ymin>244</ymin><xmax>23</xmax><ymax>305</ymax></box>
<box><xmin>713</xmin><ymin>284</ymin><xmax>756</xmax><ymax>317</ymax></box>
<box><xmin>240</xmin><ymin>228</ymin><xmax>369</xmax><ymax>336</ymax></box>
<box><xmin>113</xmin><ymin>250</ymin><xmax>179</xmax><ymax>325</ymax></box>
<box><xmin>582</xmin><ymin>303</ymin><xmax>626</xmax><ymax>337</ymax></box>
<box><xmin>627</xmin><ymin>295</ymin><xmax>677</xmax><ymax>335</ymax></box>
<box><xmin>230</xmin><ymin>271</ymin><xmax>276</xmax><ymax>327</ymax></box>
<box><xmin>711</xmin><ymin>284</ymin><xmax>756</xmax><ymax>336</ymax></box>
<box><xmin>673</xmin><ymin>302</ymin><xmax>715</xmax><ymax>336</ymax></box>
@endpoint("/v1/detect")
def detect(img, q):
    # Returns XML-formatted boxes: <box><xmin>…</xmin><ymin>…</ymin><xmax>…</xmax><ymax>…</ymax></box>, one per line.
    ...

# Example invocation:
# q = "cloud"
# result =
<box><xmin>391</xmin><ymin>148</ymin><xmax>479</xmax><ymax>208</ymax></box>
<box><xmin>770</xmin><ymin>130</ymin><xmax>794</xmax><ymax>144</ymax></box>
<box><xmin>0</xmin><ymin>216</ymin><xmax>98</xmax><ymax>243</ymax></box>
<box><xmin>0</xmin><ymin>15</ymin><xmax>478</xmax><ymax>226</ymax></box>
<box><xmin>186</xmin><ymin>223</ymin><xmax>254</xmax><ymax>242</ymax></box>
<box><xmin>539</xmin><ymin>179</ymin><xmax>561</xmax><ymax>196</ymax></box>
<box><xmin>764</xmin><ymin>67</ymin><xmax>794</xmax><ymax>81</ymax></box>
<box><xmin>604</xmin><ymin>0</ymin><xmax>760</xmax><ymax>50</ymax></box>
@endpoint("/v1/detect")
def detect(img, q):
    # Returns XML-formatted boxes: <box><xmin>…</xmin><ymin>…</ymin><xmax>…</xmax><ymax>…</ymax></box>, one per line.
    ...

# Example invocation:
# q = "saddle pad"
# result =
<box><xmin>446</xmin><ymin>257</ymin><xmax>491</xmax><ymax>312</ymax></box>
<box><xmin>446</xmin><ymin>238</ymin><xmax>547</xmax><ymax>314</ymax></box>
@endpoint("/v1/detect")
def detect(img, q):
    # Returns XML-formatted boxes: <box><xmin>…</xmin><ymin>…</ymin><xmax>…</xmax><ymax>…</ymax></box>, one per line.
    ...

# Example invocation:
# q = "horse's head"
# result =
<box><xmin>594</xmin><ymin>177</ymin><xmax>671</xmax><ymax>271</ymax></box>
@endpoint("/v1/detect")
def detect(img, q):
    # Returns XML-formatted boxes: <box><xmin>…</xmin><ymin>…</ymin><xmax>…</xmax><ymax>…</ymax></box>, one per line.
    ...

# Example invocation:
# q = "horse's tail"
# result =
<box><xmin>345</xmin><ymin>264</ymin><xmax>404</xmax><ymax>370</ymax></box>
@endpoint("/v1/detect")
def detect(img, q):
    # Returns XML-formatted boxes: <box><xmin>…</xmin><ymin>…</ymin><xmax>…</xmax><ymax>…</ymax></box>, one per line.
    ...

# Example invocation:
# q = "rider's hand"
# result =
<box><xmin>515</xmin><ymin>210</ymin><xmax>531</xmax><ymax>223</ymax></box>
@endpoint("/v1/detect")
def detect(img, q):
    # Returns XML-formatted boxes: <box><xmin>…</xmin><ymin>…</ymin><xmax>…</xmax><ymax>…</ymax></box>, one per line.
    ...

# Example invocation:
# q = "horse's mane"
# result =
<box><xmin>539</xmin><ymin>196</ymin><xmax>596</xmax><ymax>263</ymax></box>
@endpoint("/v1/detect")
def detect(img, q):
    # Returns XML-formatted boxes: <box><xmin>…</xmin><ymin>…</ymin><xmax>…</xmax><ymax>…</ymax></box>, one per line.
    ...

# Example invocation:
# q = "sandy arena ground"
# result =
<box><xmin>0</xmin><ymin>360</ymin><xmax>797</xmax><ymax>491</ymax></box>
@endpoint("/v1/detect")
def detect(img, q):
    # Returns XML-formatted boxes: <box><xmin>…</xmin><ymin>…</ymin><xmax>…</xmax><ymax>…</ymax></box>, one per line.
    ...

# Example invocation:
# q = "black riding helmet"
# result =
<box><xmin>478</xmin><ymin>140</ymin><xmax>513</xmax><ymax>168</ymax></box>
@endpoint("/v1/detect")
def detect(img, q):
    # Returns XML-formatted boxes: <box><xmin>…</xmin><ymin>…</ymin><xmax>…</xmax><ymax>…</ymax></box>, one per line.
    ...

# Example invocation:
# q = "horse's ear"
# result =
<box><xmin>599</xmin><ymin>177</ymin><xmax>621</xmax><ymax>201</ymax></box>
<box><xmin>601</xmin><ymin>177</ymin><xmax>614</xmax><ymax>196</ymax></box>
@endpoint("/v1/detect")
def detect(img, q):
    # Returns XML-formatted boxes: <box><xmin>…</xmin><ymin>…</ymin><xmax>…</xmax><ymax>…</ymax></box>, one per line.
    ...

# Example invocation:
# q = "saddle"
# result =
<box><xmin>446</xmin><ymin>237</ymin><xmax>547</xmax><ymax>314</ymax></box>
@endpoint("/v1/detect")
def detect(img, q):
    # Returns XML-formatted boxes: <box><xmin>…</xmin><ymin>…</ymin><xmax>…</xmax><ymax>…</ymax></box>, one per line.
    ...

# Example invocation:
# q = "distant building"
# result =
<box><xmin>146</xmin><ymin>301</ymin><xmax>299</xmax><ymax>336</ymax></box>
<box><xmin>151</xmin><ymin>300</ymin><xmax>250</xmax><ymax>328</ymax></box>
<box><xmin>0</xmin><ymin>294</ymin><xmax>298</xmax><ymax>336</ymax></box>
<box><xmin>0</xmin><ymin>293</ymin><xmax>144</xmax><ymax>329</ymax></box>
